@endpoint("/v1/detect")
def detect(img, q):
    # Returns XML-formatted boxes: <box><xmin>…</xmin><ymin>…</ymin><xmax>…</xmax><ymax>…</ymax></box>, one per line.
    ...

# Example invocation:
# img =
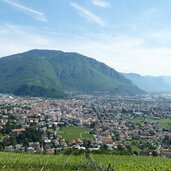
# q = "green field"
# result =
<box><xmin>0</xmin><ymin>152</ymin><xmax>171</xmax><ymax>170</ymax></box>
<box><xmin>93</xmin><ymin>155</ymin><xmax>171</xmax><ymax>171</ymax></box>
<box><xmin>131</xmin><ymin>118</ymin><xmax>171</xmax><ymax>129</ymax></box>
<box><xmin>59</xmin><ymin>126</ymin><xmax>94</xmax><ymax>142</ymax></box>
<box><xmin>154</xmin><ymin>119</ymin><xmax>171</xmax><ymax>129</ymax></box>
<box><xmin>131</xmin><ymin>118</ymin><xmax>145</xmax><ymax>124</ymax></box>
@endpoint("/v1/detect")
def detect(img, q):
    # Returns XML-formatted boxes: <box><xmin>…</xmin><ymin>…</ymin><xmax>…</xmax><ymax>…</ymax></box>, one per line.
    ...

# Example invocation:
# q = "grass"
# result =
<box><xmin>151</xmin><ymin>119</ymin><xmax>171</xmax><ymax>129</ymax></box>
<box><xmin>59</xmin><ymin>126</ymin><xmax>94</xmax><ymax>142</ymax></box>
<box><xmin>0</xmin><ymin>152</ymin><xmax>90</xmax><ymax>171</ymax></box>
<box><xmin>131</xmin><ymin>118</ymin><xmax>144</xmax><ymax>124</ymax></box>
<box><xmin>0</xmin><ymin>152</ymin><xmax>171</xmax><ymax>171</ymax></box>
<box><xmin>131</xmin><ymin>145</ymin><xmax>141</xmax><ymax>152</ymax></box>
<box><xmin>81</xmin><ymin>132</ymin><xmax>94</xmax><ymax>140</ymax></box>
<box><xmin>0</xmin><ymin>134</ymin><xmax>6</xmax><ymax>140</ymax></box>
<box><xmin>93</xmin><ymin>154</ymin><xmax>171</xmax><ymax>171</ymax></box>
<box><xmin>131</xmin><ymin>118</ymin><xmax>171</xmax><ymax>129</ymax></box>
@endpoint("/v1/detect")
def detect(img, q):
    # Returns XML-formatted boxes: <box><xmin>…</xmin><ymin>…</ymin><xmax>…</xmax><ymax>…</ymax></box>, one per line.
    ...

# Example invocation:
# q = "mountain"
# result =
<box><xmin>161</xmin><ymin>76</ymin><xmax>171</xmax><ymax>86</ymax></box>
<box><xmin>0</xmin><ymin>49</ymin><xmax>144</xmax><ymax>97</ymax></box>
<box><xmin>123</xmin><ymin>73</ymin><xmax>171</xmax><ymax>92</ymax></box>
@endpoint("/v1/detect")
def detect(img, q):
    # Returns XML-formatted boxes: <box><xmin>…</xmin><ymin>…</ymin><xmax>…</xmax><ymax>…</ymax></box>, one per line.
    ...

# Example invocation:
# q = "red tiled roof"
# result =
<box><xmin>12</xmin><ymin>128</ymin><xmax>26</xmax><ymax>133</ymax></box>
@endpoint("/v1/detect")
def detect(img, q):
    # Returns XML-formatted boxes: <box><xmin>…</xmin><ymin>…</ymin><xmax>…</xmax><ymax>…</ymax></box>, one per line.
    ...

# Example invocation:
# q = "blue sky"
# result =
<box><xmin>0</xmin><ymin>0</ymin><xmax>171</xmax><ymax>75</ymax></box>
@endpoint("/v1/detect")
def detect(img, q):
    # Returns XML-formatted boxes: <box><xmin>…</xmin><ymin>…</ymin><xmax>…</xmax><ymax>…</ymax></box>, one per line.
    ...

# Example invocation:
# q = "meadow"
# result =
<box><xmin>58</xmin><ymin>126</ymin><xmax>94</xmax><ymax>142</ymax></box>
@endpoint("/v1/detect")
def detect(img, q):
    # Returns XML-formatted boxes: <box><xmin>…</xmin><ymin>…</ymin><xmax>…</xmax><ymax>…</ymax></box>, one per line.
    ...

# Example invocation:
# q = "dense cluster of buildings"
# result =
<box><xmin>0</xmin><ymin>93</ymin><xmax>171</xmax><ymax>157</ymax></box>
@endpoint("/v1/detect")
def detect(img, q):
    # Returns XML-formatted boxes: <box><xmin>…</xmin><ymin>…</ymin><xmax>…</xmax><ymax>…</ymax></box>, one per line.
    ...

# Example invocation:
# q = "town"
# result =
<box><xmin>0</xmin><ymin>93</ymin><xmax>171</xmax><ymax>157</ymax></box>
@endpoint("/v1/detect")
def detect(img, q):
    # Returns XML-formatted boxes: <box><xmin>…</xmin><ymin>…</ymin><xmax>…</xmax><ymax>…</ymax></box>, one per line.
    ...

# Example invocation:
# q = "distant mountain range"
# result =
<box><xmin>161</xmin><ymin>76</ymin><xmax>171</xmax><ymax>87</ymax></box>
<box><xmin>0</xmin><ymin>49</ymin><xmax>144</xmax><ymax>98</ymax></box>
<box><xmin>123</xmin><ymin>73</ymin><xmax>171</xmax><ymax>93</ymax></box>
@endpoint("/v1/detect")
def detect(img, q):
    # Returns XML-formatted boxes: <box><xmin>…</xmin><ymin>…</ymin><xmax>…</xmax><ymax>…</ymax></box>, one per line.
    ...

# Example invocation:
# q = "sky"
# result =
<box><xmin>0</xmin><ymin>0</ymin><xmax>171</xmax><ymax>76</ymax></box>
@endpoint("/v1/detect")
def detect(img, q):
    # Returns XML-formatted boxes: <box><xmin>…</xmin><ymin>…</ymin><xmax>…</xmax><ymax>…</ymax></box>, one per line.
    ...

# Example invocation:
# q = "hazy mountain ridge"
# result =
<box><xmin>123</xmin><ymin>73</ymin><xmax>171</xmax><ymax>92</ymax></box>
<box><xmin>0</xmin><ymin>49</ymin><xmax>144</xmax><ymax>97</ymax></box>
<box><xmin>161</xmin><ymin>76</ymin><xmax>171</xmax><ymax>86</ymax></box>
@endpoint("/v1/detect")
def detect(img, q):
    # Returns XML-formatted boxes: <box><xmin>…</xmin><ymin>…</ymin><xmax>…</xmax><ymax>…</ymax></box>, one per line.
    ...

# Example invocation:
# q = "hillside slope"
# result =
<box><xmin>123</xmin><ymin>73</ymin><xmax>171</xmax><ymax>92</ymax></box>
<box><xmin>162</xmin><ymin>76</ymin><xmax>171</xmax><ymax>86</ymax></box>
<box><xmin>0</xmin><ymin>50</ymin><xmax>144</xmax><ymax>97</ymax></box>
<box><xmin>0</xmin><ymin>152</ymin><xmax>171</xmax><ymax>171</ymax></box>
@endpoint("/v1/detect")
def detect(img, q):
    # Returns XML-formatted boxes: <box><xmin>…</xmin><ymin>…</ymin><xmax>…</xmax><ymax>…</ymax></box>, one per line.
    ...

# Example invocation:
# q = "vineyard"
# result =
<box><xmin>0</xmin><ymin>152</ymin><xmax>171</xmax><ymax>170</ymax></box>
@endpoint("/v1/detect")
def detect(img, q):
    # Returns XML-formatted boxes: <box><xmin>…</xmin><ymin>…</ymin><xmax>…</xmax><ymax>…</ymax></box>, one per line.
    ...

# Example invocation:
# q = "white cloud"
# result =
<box><xmin>1</xmin><ymin>24</ymin><xmax>171</xmax><ymax>76</ymax></box>
<box><xmin>70</xmin><ymin>2</ymin><xmax>106</xmax><ymax>27</ymax></box>
<box><xmin>58</xmin><ymin>33</ymin><xmax>171</xmax><ymax>76</ymax></box>
<box><xmin>0</xmin><ymin>24</ymin><xmax>50</xmax><ymax>56</ymax></box>
<box><xmin>3</xmin><ymin>0</ymin><xmax>47</xmax><ymax>22</ymax></box>
<box><xmin>91</xmin><ymin>0</ymin><xmax>111</xmax><ymax>8</ymax></box>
